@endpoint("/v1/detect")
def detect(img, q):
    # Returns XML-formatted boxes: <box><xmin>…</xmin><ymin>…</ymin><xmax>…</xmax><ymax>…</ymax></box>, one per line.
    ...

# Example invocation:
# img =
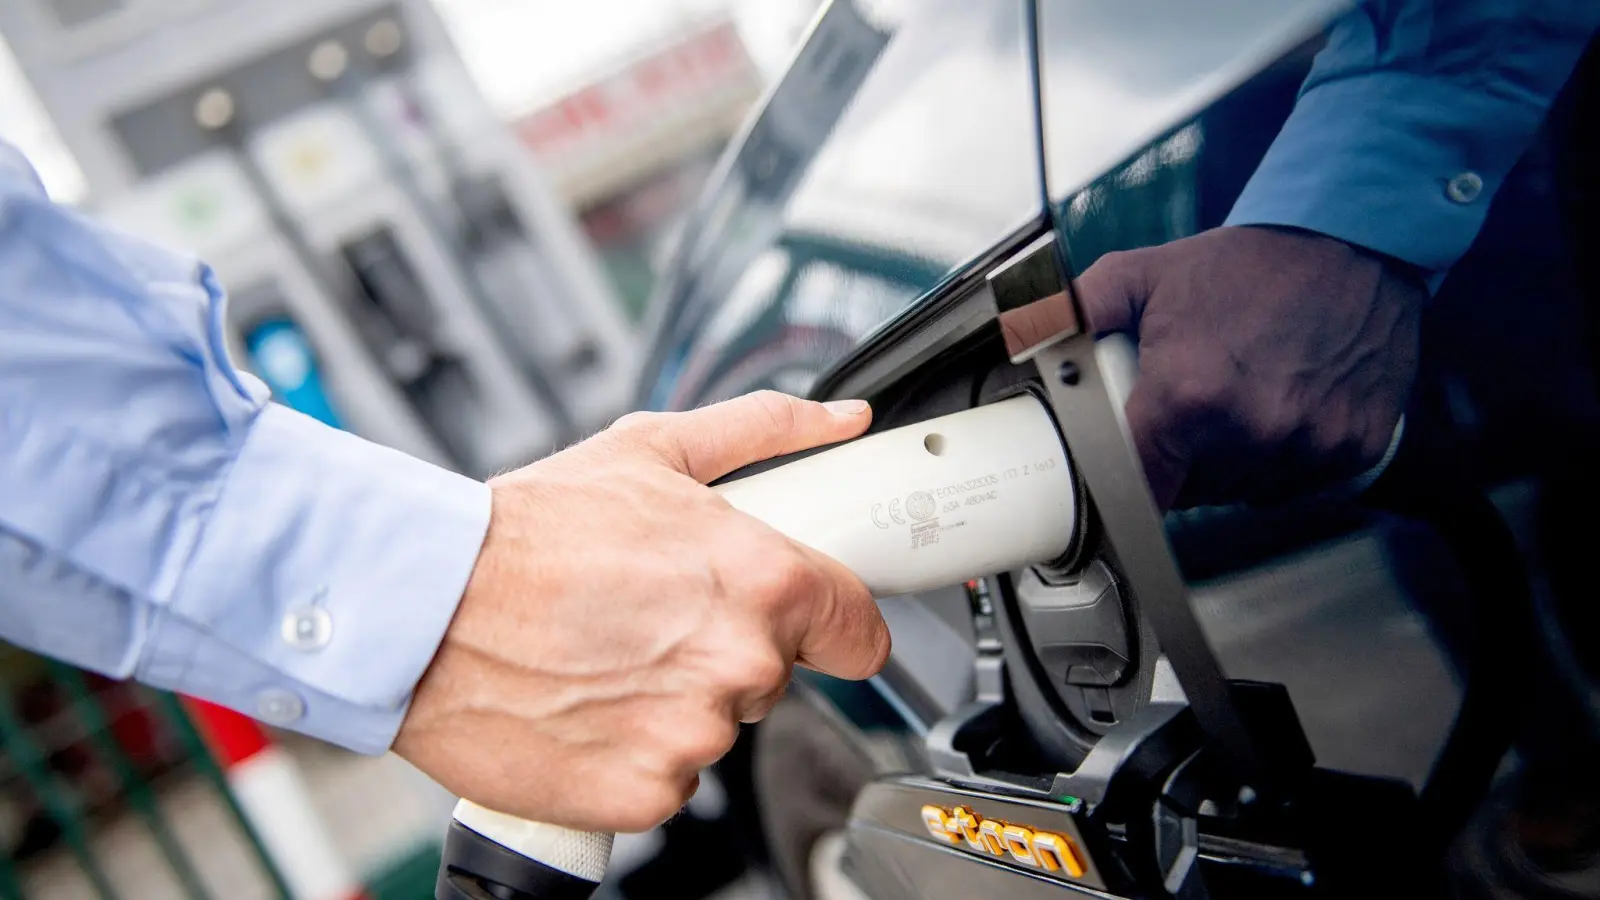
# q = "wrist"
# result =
<box><xmin>1233</xmin><ymin>224</ymin><xmax>1427</xmax><ymax>285</ymax></box>
<box><xmin>140</xmin><ymin>405</ymin><xmax>492</xmax><ymax>754</ymax></box>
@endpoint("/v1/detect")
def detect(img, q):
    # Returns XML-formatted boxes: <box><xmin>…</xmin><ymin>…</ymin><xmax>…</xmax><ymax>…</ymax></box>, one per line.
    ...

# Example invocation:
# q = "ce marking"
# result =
<box><xmin>871</xmin><ymin>499</ymin><xmax>907</xmax><ymax>529</ymax></box>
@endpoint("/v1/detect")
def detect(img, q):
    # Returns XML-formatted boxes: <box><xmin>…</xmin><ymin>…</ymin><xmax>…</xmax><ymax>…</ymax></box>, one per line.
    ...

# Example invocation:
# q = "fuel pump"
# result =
<box><xmin>0</xmin><ymin>0</ymin><xmax>639</xmax><ymax>477</ymax></box>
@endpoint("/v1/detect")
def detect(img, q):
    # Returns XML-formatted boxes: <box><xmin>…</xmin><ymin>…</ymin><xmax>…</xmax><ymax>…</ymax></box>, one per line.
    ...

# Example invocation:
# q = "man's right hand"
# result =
<box><xmin>392</xmin><ymin>392</ymin><xmax>889</xmax><ymax>834</ymax></box>
<box><xmin>1073</xmin><ymin>225</ymin><xmax>1424</xmax><ymax>509</ymax></box>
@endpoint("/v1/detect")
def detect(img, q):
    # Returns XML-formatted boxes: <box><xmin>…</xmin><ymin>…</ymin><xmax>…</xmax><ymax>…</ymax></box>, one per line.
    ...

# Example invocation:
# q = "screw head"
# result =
<box><xmin>1057</xmin><ymin>360</ymin><xmax>1080</xmax><ymax>386</ymax></box>
<box><xmin>308</xmin><ymin>40</ymin><xmax>350</xmax><ymax>82</ymax></box>
<box><xmin>193</xmin><ymin>88</ymin><xmax>235</xmax><ymax>131</ymax></box>
<box><xmin>365</xmin><ymin>19</ymin><xmax>405</xmax><ymax>59</ymax></box>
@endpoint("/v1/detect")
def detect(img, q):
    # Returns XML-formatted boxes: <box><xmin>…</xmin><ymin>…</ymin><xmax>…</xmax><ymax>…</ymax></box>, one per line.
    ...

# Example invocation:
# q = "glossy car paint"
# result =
<box><xmin>639</xmin><ymin>2</ymin><xmax>1469</xmax><ymax>895</ymax></box>
<box><xmin>1038</xmin><ymin>1</ymin><xmax>1348</xmax><ymax>271</ymax></box>
<box><xmin>639</xmin><ymin>0</ymin><xmax>1044</xmax><ymax>412</ymax></box>
<box><xmin>641</xmin><ymin>0</ymin><xmax>1453</xmax><ymax>764</ymax></box>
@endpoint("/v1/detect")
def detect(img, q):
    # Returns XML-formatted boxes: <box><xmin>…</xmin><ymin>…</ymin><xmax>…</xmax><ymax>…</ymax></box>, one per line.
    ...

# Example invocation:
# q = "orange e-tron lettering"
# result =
<box><xmin>1002</xmin><ymin>824</ymin><xmax>1039</xmax><ymax>867</ymax></box>
<box><xmin>917</xmin><ymin>803</ymin><xmax>1089</xmax><ymax>881</ymax></box>
<box><xmin>920</xmin><ymin>805</ymin><xmax>962</xmax><ymax>845</ymax></box>
<box><xmin>1031</xmin><ymin>831</ymin><xmax>1087</xmax><ymax>878</ymax></box>
<box><xmin>976</xmin><ymin>818</ymin><xmax>1007</xmax><ymax>856</ymax></box>
<box><xmin>950</xmin><ymin>806</ymin><xmax>984</xmax><ymax>851</ymax></box>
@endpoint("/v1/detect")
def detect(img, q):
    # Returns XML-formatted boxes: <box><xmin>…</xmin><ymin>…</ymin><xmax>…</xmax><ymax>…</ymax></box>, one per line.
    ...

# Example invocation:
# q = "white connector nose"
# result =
<box><xmin>714</xmin><ymin>393</ymin><xmax>1078</xmax><ymax>597</ymax></box>
<box><xmin>438</xmin><ymin>394</ymin><xmax>1080</xmax><ymax>900</ymax></box>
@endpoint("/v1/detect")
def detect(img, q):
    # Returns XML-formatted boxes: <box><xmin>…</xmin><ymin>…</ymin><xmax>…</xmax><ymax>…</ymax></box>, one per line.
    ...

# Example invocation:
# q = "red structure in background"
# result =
<box><xmin>515</xmin><ymin>20</ymin><xmax>751</xmax><ymax>164</ymax></box>
<box><xmin>181</xmin><ymin>697</ymin><xmax>368</xmax><ymax>900</ymax></box>
<box><xmin>509</xmin><ymin>17</ymin><xmax>765</xmax><ymax>321</ymax></box>
<box><xmin>179</xmin><ymin>697</ymin><xmax>271</xmax><ymax>769</ymax></box>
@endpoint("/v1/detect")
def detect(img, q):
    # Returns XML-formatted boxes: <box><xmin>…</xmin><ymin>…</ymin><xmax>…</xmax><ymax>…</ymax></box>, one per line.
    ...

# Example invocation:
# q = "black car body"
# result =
<box><xmin>634</xmin><ymin>2</ymin><xmax>1600</xmax><ymax>897</ymax></box>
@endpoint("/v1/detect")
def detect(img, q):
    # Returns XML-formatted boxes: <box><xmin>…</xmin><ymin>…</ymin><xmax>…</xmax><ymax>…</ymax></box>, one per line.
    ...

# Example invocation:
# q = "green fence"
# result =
<box><xmin>0</xmin><ymin>646</ymin><xmax>440</xmax><ymax>900</ymax></box>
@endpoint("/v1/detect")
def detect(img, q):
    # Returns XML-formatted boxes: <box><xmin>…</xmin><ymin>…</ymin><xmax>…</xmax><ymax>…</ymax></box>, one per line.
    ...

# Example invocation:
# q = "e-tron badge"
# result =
<box><xmin>920</xmin><ymin>804</ymin><xmax>1090</xmax><ymax>880</ymax></box>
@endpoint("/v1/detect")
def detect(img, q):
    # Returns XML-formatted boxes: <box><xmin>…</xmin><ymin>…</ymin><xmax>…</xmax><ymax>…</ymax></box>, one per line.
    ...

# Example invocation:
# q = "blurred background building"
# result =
<box><xmin>0</xmin><ymin>0</ymin><xmax>819</xmax><ymax>897</ymax></box>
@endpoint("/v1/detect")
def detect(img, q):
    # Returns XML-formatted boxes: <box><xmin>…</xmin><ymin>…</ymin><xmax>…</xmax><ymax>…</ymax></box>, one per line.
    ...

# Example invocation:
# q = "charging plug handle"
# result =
<box><xmin>437</xmin><ymin>819</ymin><xmax>603</xmax><ymax>900</ymax></box>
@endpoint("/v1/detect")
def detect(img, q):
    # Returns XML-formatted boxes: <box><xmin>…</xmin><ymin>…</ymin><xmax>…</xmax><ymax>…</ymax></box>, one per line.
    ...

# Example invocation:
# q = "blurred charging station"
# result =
<box><xmin>0</xmin><ymin>0</ymin><xmax>640</xmax><ymax>477</ymax></box>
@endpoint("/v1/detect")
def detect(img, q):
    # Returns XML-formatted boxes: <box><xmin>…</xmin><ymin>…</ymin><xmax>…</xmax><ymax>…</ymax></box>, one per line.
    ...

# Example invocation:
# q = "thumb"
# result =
<box><xmin>1072</xmin><ymin>248</ymin><xmax>1156</xmax><ymax>336</ymax></box>
<box><xmin>631</xmin><ymin>391</ymin><xmax>873</xmax><ymax>484</ymax></box>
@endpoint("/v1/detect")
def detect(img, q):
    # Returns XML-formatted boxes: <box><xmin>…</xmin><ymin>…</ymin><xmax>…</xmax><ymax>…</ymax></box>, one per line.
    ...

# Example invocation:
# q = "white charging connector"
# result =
<box><xmin>715</xmin><ymin>393</ymin><xmax>1078</xmax><ymax>596</ymax></box>
<box><xmin>442</xmin><ymin>334</ymin><xmax>1404</xmax><ymax>898</ymax></box>
<box><xmin>444</xmin><ymin>393</ymin><xmax>1080</xmax><ymax>899</ymax></box>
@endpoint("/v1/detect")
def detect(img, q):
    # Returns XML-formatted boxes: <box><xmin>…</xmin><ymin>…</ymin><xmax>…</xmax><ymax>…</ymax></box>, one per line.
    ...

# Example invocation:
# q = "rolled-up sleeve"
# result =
<box><xmin>1227</xmin><ymin>0</ymin><xmax>1600</xmax><ymax>277</ymax></box>
<box><xmin>0</xmin><ymin>143</ymin><xmax>489</xmax><ymax>755</ymax></box>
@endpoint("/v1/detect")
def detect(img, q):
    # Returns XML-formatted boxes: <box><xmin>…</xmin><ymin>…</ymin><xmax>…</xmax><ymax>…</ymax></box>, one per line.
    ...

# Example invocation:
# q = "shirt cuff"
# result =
<box><xmin>136</xmin><ymin>403</ymin><xmax>491</xmax><ymax>755</ymax></box>
<box><xmin>1225</xmin><ymin>70</ymin><xmax>1550</xmax><ymax>276</ymax></box>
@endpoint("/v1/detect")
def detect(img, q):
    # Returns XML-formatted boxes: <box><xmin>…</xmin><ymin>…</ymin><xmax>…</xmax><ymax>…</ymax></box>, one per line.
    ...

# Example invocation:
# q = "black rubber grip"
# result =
<box><xmin>710</xmin><ymin>434</ymin><xmax>863</xmax><ymax>486</ymax></box>
<box><xmin>436</xmin><ymin>820</ymin><xmax>600</xmax><ymax>900</ymax></box>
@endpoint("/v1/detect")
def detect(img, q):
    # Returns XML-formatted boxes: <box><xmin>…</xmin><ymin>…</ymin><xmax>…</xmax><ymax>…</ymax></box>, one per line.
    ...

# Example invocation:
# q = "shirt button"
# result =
<box><xmin>281</xmin><ymin>605</ymin><xmax>333</xmax><ymax>651</ymax></box>
<box><xmin>1446</xmin><ymin>171</ymin><xmax>1483</xmax><ymax>204</ymax></box>
<box><xmin>255</xmin><ymin>688</ymin><xmax>306</xmax><ymax>725</ymax></box>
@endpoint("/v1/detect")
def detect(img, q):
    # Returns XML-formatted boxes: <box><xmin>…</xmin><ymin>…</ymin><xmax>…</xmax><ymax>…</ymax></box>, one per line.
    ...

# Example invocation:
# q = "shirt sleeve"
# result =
<box><xmin>1225</xmin><ymin>0</ymin><xmax>1600</xmax><ymax>276</ymax></box>
<box><xmin>0</xmin><ymin>142</ymin><xmax>490</xmax><ymax>755</ymax></box>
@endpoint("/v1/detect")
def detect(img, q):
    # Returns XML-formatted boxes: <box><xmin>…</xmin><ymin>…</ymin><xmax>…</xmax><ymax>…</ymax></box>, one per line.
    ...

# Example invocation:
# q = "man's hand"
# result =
<box><xmin>392</xmin><ymin>392</ymin><xmax>888</xmax><ymax>833</ymax></box>
<box><xmin>1074</xmin><ymin>225</ymin><xmax>1425</xmax><ymax>509</ymax></box>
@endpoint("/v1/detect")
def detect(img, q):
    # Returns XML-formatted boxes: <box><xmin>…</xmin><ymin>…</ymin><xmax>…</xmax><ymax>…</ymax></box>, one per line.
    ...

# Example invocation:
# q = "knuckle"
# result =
<box><xmin>669</xmin><ymin>716</ymin><xmax>738</xmax><ymax>771</ymax></box>
<box><xmin>606</xmin><ymin>410</ymin><xmax>686</xmax><ymax>468</ymax></box>
<box><xmin>1249</xmin><ymin>405</ymin><xmax>1300</xmax><ymax>447</ymax></box>
<box><xmin>745</xmin><ymin>547</ymin><xmax>815</xmax><ymax>603</ymax></box>
<box><xmin>739</xmin><ymin>683</ymin><xmax>789</xmax><ymax>723</ymax></box>
<box><xmin>610</xmin><ymin>410</ymin><xmax>666</xmax><ymax>438</ymax></box>
<box><xmin>1313</xmin><ymin>420</ymin><xmax>1359</xmax><ymax>462</ymax></box>
<box><xmin>1094</xmin><ymin>248</ymin><xmax>1139</xmax><ymax>277</ymax></box>
<box><xmin>730</xmin><ymin>646</ymin><xmax>790</xmax><ymax>695</ymax></box>
<box><xmin>1162</xmin><ymin>375</ymin><xmax>1227</xmax><ymax>422</ymax></box>
<box><xmin>625</xmin><ymin>783</ymin><xmax>689</xmax><ymax>832</ymax></box>
<box><xmin>749</xmin><ymin>390</ymin><xmax>801</xmax><ymax>433</ymax></box>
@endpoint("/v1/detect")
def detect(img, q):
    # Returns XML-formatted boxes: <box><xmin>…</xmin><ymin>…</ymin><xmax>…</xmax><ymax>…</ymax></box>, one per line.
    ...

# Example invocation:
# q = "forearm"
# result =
<box><xmin>1227</xmin><ymin>0</ymin><xmax>1600</xmax><ymax>277</ymax></box>
<box><xmin>0</xmin><ymin>146</ymin><xmax>488</xmax><ymax>754</ymax></box>
<box><xmin>136</xmin><ymin>404</ymin><xmax>488</xmax><ymax>753</ymax></box>
<box><xmin>1</xmin><ymin>416</ymin><xmax>488</xmax><ymax>754</ymax></box>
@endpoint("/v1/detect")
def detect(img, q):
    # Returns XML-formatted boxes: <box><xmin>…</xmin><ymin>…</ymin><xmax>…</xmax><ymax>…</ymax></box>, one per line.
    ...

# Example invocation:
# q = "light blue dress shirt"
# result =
<box><xmin>1228</xmin><ymin>0</ymin><xmax>1600</xmax><ymax>276</ymax></box>
<box><xmin>0</xmin><ymin>142</ymin><xmax>490</xmax><ymax>755</ymax></box>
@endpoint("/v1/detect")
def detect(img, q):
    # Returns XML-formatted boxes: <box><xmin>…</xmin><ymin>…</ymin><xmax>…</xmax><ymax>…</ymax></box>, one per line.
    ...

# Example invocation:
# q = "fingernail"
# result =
<box><xmin>823</xmin><ymin>399</ymin><xmax>869</xmax><ymax>416</ymax></box>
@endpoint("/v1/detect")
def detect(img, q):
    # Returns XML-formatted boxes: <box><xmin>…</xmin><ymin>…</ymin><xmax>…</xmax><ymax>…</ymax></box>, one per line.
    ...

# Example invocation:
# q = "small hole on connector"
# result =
<box><xmin>923</xmin><ymin>433</ymin><xmax>946</xmax><ymax>456</ymax></box>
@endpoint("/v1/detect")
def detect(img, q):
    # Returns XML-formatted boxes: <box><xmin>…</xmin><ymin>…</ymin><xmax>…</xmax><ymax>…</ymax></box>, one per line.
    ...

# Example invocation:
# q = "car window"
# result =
<box><xmin>642</xmin><ymin>0</ymin><xmax>1043</xmax><ymax>410</ymax></box>
<box><xmin>1035</xmin><ymin>0</ymin><xmax>1346</xmax><ymax>269</ymax></box>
